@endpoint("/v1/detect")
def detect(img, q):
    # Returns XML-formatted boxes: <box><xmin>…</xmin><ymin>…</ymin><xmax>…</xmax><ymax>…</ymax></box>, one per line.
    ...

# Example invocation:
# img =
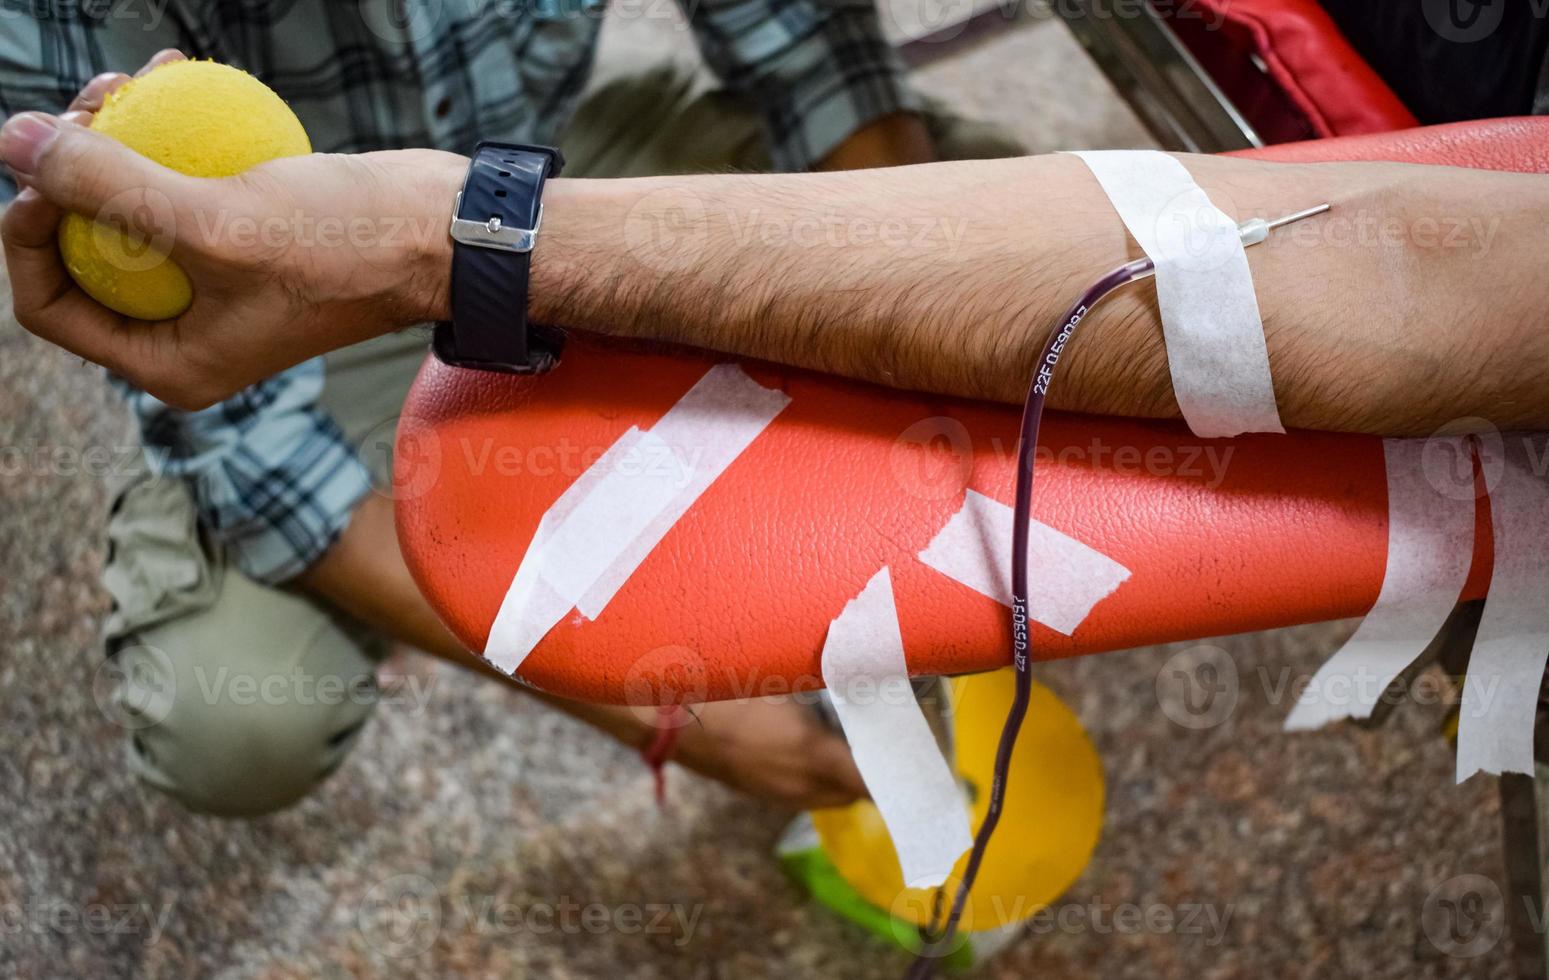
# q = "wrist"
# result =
<box><xmin>400</xmin><ymin>151</ymin><xmax>465</xmax><ymax>323</ymax></box>
<box><xmin>525</xmin><ymin>176</ymin><xmax>595</xmax><ymax>328</ymax></box>
<box><xmin>526</xmin><ymin>176</ymin><xmax>690</xmax><ymax>331</ymax></box>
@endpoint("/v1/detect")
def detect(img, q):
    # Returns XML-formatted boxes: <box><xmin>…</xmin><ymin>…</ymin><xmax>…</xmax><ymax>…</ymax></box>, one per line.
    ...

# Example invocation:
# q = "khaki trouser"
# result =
<box><xmin>101</xmin><ymin>63</ymin><xmax>1025</xmax><ymax>817</ymax></box>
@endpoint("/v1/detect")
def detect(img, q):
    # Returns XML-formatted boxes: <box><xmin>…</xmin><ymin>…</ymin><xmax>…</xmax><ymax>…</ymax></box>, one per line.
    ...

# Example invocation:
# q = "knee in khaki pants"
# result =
<box><xmin>112</xmin><ymin>571</ymin><xmax>385</xmax><ymax>817</ymax></box>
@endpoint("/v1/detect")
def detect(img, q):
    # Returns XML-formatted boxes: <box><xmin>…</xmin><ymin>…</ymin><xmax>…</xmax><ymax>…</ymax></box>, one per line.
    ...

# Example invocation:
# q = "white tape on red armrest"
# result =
<box><xmin>917</xmin><ymin>489</ymin><xmax>1131</xmax><ymax>635</ymax></box>
<box><xmin>1457</xmin><ymin>434</ymin><xmax>1549</xmax><ymax>782</ymax></box>
<box><xmin>821</xmin><ymin>567</ymin><xmax>973</xmax><ymax>888</ymax></box>
<box><xmin>1284</xmin><ymin>437</ymin><xmax>1476</xmax><ymax>731</ymax></box>
<box><xmin>1067</xmin><ymin>150</ymin><xmax>1283</xmax><ymax>438</ymax></box>
<box><xmin>484</xmin><ymin>364</ymin><xmax>790</xmax><ymax>676</ymax></box>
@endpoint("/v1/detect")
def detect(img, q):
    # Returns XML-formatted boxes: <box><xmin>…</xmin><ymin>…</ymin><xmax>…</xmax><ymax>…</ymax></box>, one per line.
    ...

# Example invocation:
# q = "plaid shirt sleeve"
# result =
<box><xmin>115</xmin><ymin>360</ymin><xmax>372</xmax><ymax>584</ymax></box>
<box><xmin>681</xmin><ymin>0</ymin><xmax>923</xmax><ymax>171</ymax></box>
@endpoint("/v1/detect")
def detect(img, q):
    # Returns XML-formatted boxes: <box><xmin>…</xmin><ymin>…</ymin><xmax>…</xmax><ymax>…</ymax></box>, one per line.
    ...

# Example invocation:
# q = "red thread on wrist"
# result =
<box><xmin>640</xmin><ymin>706</ymin><xmax>687</xmax><ymax>806</ymax></box>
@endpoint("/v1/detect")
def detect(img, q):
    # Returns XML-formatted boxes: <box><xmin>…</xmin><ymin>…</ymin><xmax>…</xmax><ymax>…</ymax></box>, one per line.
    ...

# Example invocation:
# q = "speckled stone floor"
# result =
<box><xmin>0</xmin><ymin>8</ymin><xmax>1518</xmax><ymax>980</ymax></box>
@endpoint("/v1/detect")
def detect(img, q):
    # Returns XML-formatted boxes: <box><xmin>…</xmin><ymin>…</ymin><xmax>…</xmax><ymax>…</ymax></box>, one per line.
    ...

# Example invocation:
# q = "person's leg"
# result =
<box><xmin>317</xmin><ymin>328</ymin><xmax>431</xmax><ymax>467</ymax></box>
<box><xmin>117</xmin><ymin>574</ymin><xmax>382</xmax><ymax>817</ymax></box>
<box><xmin>88</xmin><ymin>303</ymin><xmax>424</xmax><ymax>822</ymax></box>
<box><xmin>558</xmin><ymin>62</ymin><xmax>1024</xmax><ymax>179</ymax></box>
<box><xmin>102</xmin><ymin>468</ymin><xmax>384</xmax><ymax>817</ymax></box>
<box><xmin>922</xmin><ymin>105</ymin><xmax>1027</xmax><ymax>163</ymax></box>
<box><xmin>558</xmin><ymin>64</ymin><xmax>767</xmax><ymax>178</ymax></box>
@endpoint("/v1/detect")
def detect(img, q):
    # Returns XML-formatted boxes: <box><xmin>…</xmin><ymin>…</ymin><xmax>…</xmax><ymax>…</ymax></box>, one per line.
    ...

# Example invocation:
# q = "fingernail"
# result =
<box><xmin>85</xmin><ymin>72</ymin><xmax>119</xmax><ymax>97</ymax></box>
<box><xmin>138</xmin><ymin>50</ymin><xmax>185</xmax><ymax>76</ymax></box>
<box><xmin>78</xmin><ymin>73</ymin><xmax>124</xmax><ymax>110</ymax></box>
<box><xmin>0</xmin><ymin>114</ymin><xmax>60</xmax><ymax>176</ymax></box>
<box><xmin>61</xmin><ymin>110</ymin><xmax>91</xmax><ymax>127</ymax></box>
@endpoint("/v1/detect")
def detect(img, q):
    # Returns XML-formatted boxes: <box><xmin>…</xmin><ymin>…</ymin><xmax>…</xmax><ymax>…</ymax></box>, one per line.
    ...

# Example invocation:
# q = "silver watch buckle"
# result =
<box><xmin>448</xmin><ymin>192</ymin><xmax>543</xmax><ymax>252</ymax></box>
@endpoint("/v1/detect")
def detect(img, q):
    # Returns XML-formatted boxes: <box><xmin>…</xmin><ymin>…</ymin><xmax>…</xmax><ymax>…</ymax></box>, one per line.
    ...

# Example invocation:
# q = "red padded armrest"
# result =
<box><xmin>1231</xmin><ymin>117</ymin><xmax>1549</xmax><ymax>170</ymax></box>
<box><xmin>1172</xmin><ymin>0</ymin><xmax>1417</xmax><ymax>139</ymax></box>
<box><xmin>397</xmin><ymin>119</ymin><xmax>1549</xmax><ymax>704</ymax></box>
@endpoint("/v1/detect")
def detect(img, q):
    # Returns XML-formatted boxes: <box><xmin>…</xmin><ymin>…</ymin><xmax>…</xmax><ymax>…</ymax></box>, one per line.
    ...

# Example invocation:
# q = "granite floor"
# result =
<box><xmin>0</xmin><ymin>7</ymin><xmax>1518</xmax><ymax>980</ymax></box>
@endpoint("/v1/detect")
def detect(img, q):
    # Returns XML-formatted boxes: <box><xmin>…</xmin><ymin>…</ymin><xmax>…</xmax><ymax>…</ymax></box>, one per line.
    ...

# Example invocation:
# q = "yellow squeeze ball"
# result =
<box><xmin>59</xmin><ymin>60</ymin><xmax>311</xmax><ymax>321</ymax></box>
<box><xmin>812</xmin><ymin>672</ymin><xmax>1103</xmax><ymax>936</ymax></box>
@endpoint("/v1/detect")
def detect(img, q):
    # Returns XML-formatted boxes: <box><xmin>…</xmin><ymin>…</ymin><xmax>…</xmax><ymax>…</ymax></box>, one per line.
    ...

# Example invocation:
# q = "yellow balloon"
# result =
<box><xmin>812</xmin><ymin>671</ymin><xmax>1103</xmax><ymax>933</ymax></box>
<box><xmin>59</xmin><ymin>60</ymin><xmax>312</xmax><ymax>321</ymax></box>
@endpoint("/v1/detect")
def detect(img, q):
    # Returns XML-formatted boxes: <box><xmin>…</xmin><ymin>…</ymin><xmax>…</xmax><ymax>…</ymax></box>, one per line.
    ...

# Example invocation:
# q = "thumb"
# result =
<box><xmin>0</xmin><ymin>112</ymin><xmax>206</xmax><ymax>244</ymax></box>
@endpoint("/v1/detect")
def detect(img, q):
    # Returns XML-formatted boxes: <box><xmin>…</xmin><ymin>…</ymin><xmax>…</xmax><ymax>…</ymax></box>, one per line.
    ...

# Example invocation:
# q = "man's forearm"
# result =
<box><xmin>8</xmin><ymin>112</ymin><xmax>1548</xmax><ymax>435</ymax></box>
<box><xmin>519</xmin><ymin>154</ymin><xmax>1549</xmax><ymax>436</ymax></box>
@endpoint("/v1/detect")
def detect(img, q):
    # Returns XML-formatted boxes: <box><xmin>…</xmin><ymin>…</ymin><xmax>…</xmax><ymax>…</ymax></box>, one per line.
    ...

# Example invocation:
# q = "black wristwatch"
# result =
<box><xmin>432</xmin><ymin>141</ymin><xmax>566</xmax><ymax>374</ymax></box>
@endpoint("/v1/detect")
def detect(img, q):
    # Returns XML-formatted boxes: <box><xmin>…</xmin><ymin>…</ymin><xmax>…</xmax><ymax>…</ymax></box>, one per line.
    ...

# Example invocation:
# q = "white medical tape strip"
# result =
<box><xmin>1067</xmin><ymin>150</ymin><xmax>1284</xmax><ymax>438</ymax></box>
<box><xmin>575</xmin><ymin>364</ymin><xmax>792</xmax><ymax>618</ymax></box>
<box><xmin>1456</xmin><ymin>433</ymin><xmax>1549</xmax><ymax>782</ymax></box>
<box><xmin>821</xmin><ymin>567</ymin><xmax>973</xmax><ymax>887</ymax></box>
<box><xmin>917</xmin><ymin>489</ymin><xmax>1131</xmax><ymax>635</ymax></box>
<box><xmin>1283</xmin><ymin>437</ymin><xmax>1476</xmax><ymax>732</ymax></box>
<box><xmin>540</xmin><ymin>428</ymin><xmax>688</xmax><ymax>607</ymax></box>
<box><xmin>483</xmin><ymin>364</ymin><xmax>790</xmax><ymax>674</ymax></box>
<box><xmin>483</xmin><ymin>522</ymin><xmax>573</xmax><ymax>679</ymax></box>
<box><xmin>484</xmin><ymin>428</ymin><xmax>652</xmax><ymax>675</ymax></box>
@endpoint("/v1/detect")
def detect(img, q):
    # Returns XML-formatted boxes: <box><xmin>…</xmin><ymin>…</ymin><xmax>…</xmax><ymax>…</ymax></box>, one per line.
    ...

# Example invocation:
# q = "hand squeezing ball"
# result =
<box><xmin>58</xmin><ymin>60</ymin><xmax>311</xmax><ymax>321</ymax></box>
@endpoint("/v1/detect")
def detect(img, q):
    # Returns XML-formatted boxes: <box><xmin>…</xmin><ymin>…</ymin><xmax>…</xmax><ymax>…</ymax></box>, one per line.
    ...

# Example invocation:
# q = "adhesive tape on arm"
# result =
<box><xmin>1066</xmin><ymin>150</ymin><xmax>1283</xmax><ymax>439</ymax></box>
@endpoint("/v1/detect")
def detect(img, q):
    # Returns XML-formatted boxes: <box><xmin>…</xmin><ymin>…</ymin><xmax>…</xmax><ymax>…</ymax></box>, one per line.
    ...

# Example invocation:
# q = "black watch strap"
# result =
<box><xmin>433</xmin><ymin>141</ymin><xmax>565</xmax><ymax>374</ymax></box>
